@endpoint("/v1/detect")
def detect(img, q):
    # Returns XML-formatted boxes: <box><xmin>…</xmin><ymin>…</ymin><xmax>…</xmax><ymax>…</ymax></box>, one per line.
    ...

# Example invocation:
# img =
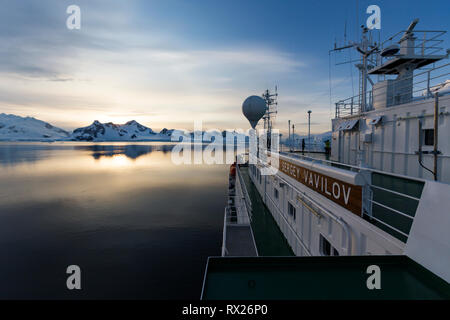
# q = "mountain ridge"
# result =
<box><xmin>0</xmin><ymin>114</ymin><xmax>174</xmax><ymax>142</ymax></box>
<box><xmin>0</xmin><ymin>113</ymin><xmax>70</xmax><ymax>141</ymax></box>
<box><xmin>71</xmin><ymin>119</ymin><xmax>173</xmax><ymax>141</ymax></box>
<box><xmin>0</xmin><ymin>113</ymin><xmax>330</xmax><ymax>143</ymax></box>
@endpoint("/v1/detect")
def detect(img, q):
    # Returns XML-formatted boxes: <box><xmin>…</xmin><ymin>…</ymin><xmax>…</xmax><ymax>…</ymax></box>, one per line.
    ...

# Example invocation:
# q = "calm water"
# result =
<box><xmin>0</xmin><ymin>142</ymin><xmax>229</xmax><ymax>299</ymax></box>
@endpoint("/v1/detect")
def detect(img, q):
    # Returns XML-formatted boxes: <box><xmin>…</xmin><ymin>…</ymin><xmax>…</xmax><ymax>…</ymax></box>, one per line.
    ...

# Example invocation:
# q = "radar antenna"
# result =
<box><xmin>400</xmin><ymin>18</ymin><xmax>419</xmax><ymax>41</ymax></box>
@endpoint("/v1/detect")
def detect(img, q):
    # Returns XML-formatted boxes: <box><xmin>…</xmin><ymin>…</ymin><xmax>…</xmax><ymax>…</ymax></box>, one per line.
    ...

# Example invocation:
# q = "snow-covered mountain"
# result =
<box><xmin>282</xmin><ymin>131</ymin><xmax>332</xmax><ymax>151</ymax></box>
<box><xmin>0</xmin><ymin>114</ymin><xmax>252</xmax><ymax>143</ymax></box>
<box><xmin>71</xmin><ymin>120</ymin><xmax>173</xmax><ymax>141</ymax></box>
<box><xmin>0</xmin><ymin>113</ymin><xmax>70</xmax><ymax>141</ymax></box>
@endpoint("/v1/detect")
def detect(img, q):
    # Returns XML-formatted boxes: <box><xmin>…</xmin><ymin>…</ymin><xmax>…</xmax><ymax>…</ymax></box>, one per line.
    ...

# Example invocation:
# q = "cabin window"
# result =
<box><xmin>288</xmin><ymin>202</ymin><xmax>296</xmax><ymax>220</ymax></box>
<box><xmin>320</xmin><ymin>235</ymin><xmax>331</xmax><ymax>256</ymax></box>
<box><xmin>423</xmin><ymin>129</ymin><xmax>434</xmax><ymax>146</ymax></box>
<box><xmin>274</xmin><ymin>188</ymin><xmax>279</xmax><ymax>199</ymax></box>
<box><xmin>320</xmin><ymin>235</ymin><xmax>339</xmax><ymax>256</ymax></box>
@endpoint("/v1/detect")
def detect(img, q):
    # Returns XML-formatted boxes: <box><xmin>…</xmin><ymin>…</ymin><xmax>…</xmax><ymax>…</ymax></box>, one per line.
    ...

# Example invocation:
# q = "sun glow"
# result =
<box><xmin>97</xmin><ymin>154</ymin><xmax>134</xmax><ymax>168</ymax></box>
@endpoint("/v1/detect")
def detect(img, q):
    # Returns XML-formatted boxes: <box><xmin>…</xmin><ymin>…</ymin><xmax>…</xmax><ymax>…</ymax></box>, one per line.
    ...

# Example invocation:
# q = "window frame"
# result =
<box><xmin>288</xmin><ymin>201</ymin><xmax>296</xmax><ymax>220</ymax></box>
<box><xmin>423</xmin><ymin>128</ymin><xmax>434</xmax><ymax>146</ymax></box>
<box><xmin>320</xmin><ymin>234</ymin><xmax>339</xmax><ymax>256</ymax></box>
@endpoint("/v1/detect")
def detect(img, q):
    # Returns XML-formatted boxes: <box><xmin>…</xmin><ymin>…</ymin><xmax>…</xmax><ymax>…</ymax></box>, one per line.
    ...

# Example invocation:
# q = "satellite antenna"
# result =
<box><xmin>381</xmin><ymin>44</ymin><xmax>400</xmax><ymax>57</ymax></box>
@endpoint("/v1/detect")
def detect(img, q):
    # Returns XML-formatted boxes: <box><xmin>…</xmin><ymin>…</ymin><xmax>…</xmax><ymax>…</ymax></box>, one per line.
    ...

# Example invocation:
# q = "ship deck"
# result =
<box><xmin>224</xmin><ymin>225</ymin><xmax>257</xmax><ymax>256</ymax></box>
<box><xmin>201</xmin><ymin>255</ymin><xmax>450</xmax><ymax>300</ymax></box>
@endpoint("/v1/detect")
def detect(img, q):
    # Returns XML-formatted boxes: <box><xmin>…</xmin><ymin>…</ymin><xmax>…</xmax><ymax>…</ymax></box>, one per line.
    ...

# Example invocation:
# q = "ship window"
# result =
<box><xmin>423</xmin><ymin>129</ymin><xmax>434</xmax><ymax>146</ymax></box>
<box><xmin>320</xmin><ymin>235</ymin><xmax>331</xmax><ymax>256</ymax></box>
<box><xmin>320</xmin><ymin>235</ymin><xmax>339</xmax><ymax>256</ymax></box>
<box><xmin>274</xmin><ymin>188</ymin><xmax>279</xmax><ymax>199</ymax></box>
<box><xmin>288</xmin><ymin>202</ymin><xmax>296</xmax><ymax>220</ymax></box>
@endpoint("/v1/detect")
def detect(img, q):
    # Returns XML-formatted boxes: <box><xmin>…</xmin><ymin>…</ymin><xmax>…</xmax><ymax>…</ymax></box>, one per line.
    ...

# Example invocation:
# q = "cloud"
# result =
<box><xmin>0</xmin><ymin>1</ymin><xmax>332</xmax><ymax>133</ymax></box>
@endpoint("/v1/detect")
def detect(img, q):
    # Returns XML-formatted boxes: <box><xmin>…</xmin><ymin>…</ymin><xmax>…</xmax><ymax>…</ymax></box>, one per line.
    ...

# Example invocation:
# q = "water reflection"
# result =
<box><xmin>0</xmin><ymin>143</ymin><xmax>61</xmax><ymax>166</ymax></box>
<box><xmin>0</xmin><ymin>142</ymin><xmax>245</xmax><ymax>165</ymax></box>
<box><xmin>0</xmin><ymin>142</ymin><xmax>228</xmax><ymax>299</ymax></box>
<box><xmin>77</xmin><ymin>144</ymin><xmax>175</xmax><ymax>160</ymax></box>
<box><xmin>0</xmin><ymin>142</ymin><xmax>177</xmax><ymax>165</ymax></box>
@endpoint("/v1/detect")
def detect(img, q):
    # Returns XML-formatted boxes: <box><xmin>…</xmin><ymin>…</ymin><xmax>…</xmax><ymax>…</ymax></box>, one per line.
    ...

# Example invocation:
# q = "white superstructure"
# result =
<box><xmin>331</xmin><ymin>21</ymin><xmax>450</xmax><ymax>182</ymax></box>
<box><xmin>225</xmin><ymin>20</ymin><xmax>450</xmax><ymax>284</ymax></box>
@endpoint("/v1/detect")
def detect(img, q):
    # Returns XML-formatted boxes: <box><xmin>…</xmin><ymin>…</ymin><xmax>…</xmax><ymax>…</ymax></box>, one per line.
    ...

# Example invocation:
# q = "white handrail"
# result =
<box><xmin>281</xmin><ymin>151</ymin><xmax>427</xmax><ymax>183</ymax></box>
<box><xmin>370</xmin><ymin>184</ymin><xmax>421</xmax><ymax>201</ymax></box>
<box><xmin>221</xmin><ymin>207</ymin><xmax>227</xmax><ymax>256</ymax></box>
<box><xmin>264</xmin><ymin>193</ymin><xmax>312</xmax><ymax>256</ymax></box>
<box><xmin>236</xmin><ymin>165</ymin><xmax>253</xmax><ymax>216</ymax></box>
<box><xmin>274</xmin><ymin>173</ymin><xmax>353</xmax><ymax>255</ymax></box>
<box><xmin>335</xmin><ymin>61</ymin><xmax>450</xmax><ymax>117</ymax></box>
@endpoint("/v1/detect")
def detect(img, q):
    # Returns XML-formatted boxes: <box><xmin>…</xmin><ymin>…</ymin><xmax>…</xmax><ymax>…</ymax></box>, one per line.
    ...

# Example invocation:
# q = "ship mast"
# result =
<box><xmin>262</xmin><ymin>87</ymin><xmax>278</xmax><ymax>151</ymax></box>
<box><xmin>330</xmin><ymin>25</ymin><xmax>378</xmax><ymax>114</ymax></box>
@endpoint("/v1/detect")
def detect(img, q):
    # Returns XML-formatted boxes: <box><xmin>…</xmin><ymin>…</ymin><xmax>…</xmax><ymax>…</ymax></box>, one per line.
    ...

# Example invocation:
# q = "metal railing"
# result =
<box><xmin>335</xmin><ymin>96</ymin><xmax>362</xmax><ymax>118</ymax></box>
<box><xmin>221</xmin><ymin>207</ymin><xmax>228</xmax><ymax>256</ymax></box>
<box><xmin>236</xmin><ymin>165</ymin><xmax>252</xmax><ymax>217</ymax></box>
<box><xmin>282</xmin><ymin>151</ymin><xmax>426</xmax><ymax>182</ymax></box>
<box><xmin>335</xmin><ymin>27</ymin><xmax>449</xmax><ymax>118</ymax></box>
<box><xmin>281</xmin><ymin>142</ymin><xmax>328</xmax><ymax>153</ymax></box>
<box><xmin>379</xmin><ymin>29</ymin><xmax>447</xmax><ymax>61</ymax></box>
<box><xmin>335</xmin><ymin>62</ymin><xmax>450</xmax><ymax>118</ymax></box>
<box><xmin>222</xmin><ymin>165</ymin><xmax>259</xmax><ymax>256</ymax></box>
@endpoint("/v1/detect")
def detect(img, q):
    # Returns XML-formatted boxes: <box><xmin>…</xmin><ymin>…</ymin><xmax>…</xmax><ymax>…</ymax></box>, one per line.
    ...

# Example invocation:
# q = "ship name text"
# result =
<box><xmin>279</xmin><ymin>159</ymin><xmax>362</xmax><ymax>215</ymax></box>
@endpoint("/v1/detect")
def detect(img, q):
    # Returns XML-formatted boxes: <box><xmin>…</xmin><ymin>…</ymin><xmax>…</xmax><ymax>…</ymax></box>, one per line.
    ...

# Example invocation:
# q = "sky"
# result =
<box><xmin>0</xmin><ymin>0</ymin><xmax>449</xmax><ymax>134</ymax></box>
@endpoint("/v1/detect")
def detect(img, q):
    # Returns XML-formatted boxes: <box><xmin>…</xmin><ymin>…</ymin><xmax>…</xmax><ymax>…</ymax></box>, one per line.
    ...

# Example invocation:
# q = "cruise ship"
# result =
<box><xmin>201</xmin><ymin>19</ymin><xmax>450</xmax><ymax>299</ymax></box>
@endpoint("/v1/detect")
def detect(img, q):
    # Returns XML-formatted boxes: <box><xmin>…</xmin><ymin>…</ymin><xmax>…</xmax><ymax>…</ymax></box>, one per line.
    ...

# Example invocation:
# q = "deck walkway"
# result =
<box><xmin>224</xmin><ymin>225</ymin><xmax>257</xmax><ymax>256</ymax></box>
<box><xmin>239</xmin><ymin>166</ymin><xmax>294</xmax><ymax>256</ymax></box>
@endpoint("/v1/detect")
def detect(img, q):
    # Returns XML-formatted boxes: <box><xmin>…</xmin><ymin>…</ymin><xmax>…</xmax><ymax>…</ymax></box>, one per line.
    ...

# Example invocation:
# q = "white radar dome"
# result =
<box><xmin>242</xmin><ymin>95</ymin><xmax>267</xmax><ymax>129</ymax></box>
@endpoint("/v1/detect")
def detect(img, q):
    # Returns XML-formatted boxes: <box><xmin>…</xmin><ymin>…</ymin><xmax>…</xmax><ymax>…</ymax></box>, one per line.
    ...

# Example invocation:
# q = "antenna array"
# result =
<box><xmin>262</xmin><ymin>87</ymin><xmax>278</xmax><ymax>150</ymax></box>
